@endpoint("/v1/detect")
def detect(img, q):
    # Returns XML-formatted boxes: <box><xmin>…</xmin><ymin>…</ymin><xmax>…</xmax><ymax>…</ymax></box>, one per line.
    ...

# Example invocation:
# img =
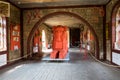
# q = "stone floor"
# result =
<box><xmin>0</xmin><ymin>48</ymin><xmax>120</xmax><ymax>80</ymax></box>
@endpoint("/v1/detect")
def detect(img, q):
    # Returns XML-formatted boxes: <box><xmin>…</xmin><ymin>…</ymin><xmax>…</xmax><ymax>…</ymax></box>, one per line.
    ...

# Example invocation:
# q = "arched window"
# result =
<box><xmin>111</xmin><ymin>1</ymin><xmax>120</xmax><ymax>65</ymax></box>
<box><xmin>114</xmin><ymin>8</ymin><xmax>120</xmax><ymax>50</ymax></box>
<box><xmin>0</xmin><ymin>16</ymin><xmax>7</xmax><ymax>52</ymax></box>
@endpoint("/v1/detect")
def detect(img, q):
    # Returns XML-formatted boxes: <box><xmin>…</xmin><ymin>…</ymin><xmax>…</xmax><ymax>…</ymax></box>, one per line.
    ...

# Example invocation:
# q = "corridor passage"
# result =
<box><xmin>0</xmin><ymin>48</ymin><xmax>120</xmax><ymax>80</ymax></box>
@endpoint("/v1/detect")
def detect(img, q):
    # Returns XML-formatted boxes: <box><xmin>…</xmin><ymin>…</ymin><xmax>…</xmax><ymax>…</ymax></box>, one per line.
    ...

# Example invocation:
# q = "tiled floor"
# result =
<box><xmin>0</xmin><ymin>48</ymin><xmax>120</xmax><ymax>80</ymax></box>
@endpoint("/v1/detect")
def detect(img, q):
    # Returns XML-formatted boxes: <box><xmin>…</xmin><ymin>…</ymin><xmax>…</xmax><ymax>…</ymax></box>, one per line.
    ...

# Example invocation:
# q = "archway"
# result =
<box><xmin>27</xmin><ymin>11</ymin><xmax>99</xmax><ymax>59</ymax></box>
<box><xmin>111</xmin><ymin>1</ymin><xmax>120</xmax><ymax>64</ymax></box>
<box><xmin>112</xmin><ymin>0</ymin><xmax>120</xmax><ymax>50</ymax></box>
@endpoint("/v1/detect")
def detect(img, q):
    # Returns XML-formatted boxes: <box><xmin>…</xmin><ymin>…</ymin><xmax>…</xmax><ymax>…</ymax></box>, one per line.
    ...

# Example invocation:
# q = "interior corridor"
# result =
<box><xmin>0</xmin><ymin>48</ymin><xmax>120</xmax><ymax>80</ymax></box>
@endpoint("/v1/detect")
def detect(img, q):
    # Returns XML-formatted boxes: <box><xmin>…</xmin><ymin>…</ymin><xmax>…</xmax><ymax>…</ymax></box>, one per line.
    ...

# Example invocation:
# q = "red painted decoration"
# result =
<box><xmin>33</xmin><ymin>30</ymin><xmax>41</xmax><ymax>53</ymax></box>
<box><xmin>33</xmin><ymin>30</ymin><xmax>40</xmax><ymax>46</ymax></box>
<box><xmin>50</xmin><ymin>25</ymin><xmax>68</xmax><ymax>59</ymax></box>
<box><xmin>10</xmin><ymin>24</ymin><xmax>20</xmax><ymax>51</ymax></box>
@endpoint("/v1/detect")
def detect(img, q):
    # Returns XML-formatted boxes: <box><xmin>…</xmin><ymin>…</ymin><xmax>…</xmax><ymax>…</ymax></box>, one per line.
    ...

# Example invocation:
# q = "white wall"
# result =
<box><xmin>112</xmin><ymin>52</ymin><xmax>120</xmax><ymax>65</ymax></box>
<box><xmin>0</xmin><ymin>54</ymin><xmax>7</xmax><ymax>67</ymax></box>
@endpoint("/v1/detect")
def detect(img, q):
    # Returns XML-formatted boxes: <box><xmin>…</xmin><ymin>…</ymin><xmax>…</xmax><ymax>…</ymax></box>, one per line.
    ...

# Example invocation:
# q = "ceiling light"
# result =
<box><xmin>18</xmin><ymin>1</ymin><xmax>21</xmax><ymax>4</ymax></box>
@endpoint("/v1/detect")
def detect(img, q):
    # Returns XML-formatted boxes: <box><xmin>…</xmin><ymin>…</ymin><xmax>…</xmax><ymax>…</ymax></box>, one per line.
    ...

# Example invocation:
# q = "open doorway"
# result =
<box><xmin>70</xmin><ymin>28</ymin><xmax>80</xmax><ymax>47</ymax></box>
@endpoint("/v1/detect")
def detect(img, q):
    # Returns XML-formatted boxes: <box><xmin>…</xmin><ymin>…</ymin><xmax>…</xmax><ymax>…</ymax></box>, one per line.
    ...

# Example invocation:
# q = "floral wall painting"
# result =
<box><xmin>26</xmin><ymin>9</ymin><xmax>41</xmax><ymax>24</ymax></box>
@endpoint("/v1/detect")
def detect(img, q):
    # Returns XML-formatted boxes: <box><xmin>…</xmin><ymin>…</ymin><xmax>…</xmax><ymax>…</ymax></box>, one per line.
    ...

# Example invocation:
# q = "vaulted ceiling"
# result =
<box><xmin>8</xmin><ymin>0</ymin><xmax>110</xmax><ymax>8</ymax></box>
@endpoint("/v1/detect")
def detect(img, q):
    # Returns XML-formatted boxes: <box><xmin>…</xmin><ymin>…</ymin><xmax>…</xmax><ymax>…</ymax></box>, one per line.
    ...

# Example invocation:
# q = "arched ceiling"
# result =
<box><xmin>44</xmin><ymin>15</ymin><xmax>84</xmax><ymax>28</ymax></box>
<box><xmin>8</xmin><ymin>0</ymin><xmax>110</xmax><ymax>8</ymax></box>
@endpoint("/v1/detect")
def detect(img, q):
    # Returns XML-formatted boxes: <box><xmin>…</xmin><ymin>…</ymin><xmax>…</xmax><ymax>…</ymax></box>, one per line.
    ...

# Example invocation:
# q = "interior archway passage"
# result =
<box><xmin>27</xmin><ymin>11</ymin><xmax>99</xmax><ymax>59</ymax></box>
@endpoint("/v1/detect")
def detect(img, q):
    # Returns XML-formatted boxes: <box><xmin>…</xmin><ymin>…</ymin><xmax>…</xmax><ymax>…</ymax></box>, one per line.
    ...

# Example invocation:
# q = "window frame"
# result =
<box><xmin>113</xmin><ymin>8</ymin><xmax>120</xmax><ymax>50</ymax></box>
<box><xmin>0</xmin><ymin>17</ymin><xmax>8</xmax><ymax>55</ymax></box>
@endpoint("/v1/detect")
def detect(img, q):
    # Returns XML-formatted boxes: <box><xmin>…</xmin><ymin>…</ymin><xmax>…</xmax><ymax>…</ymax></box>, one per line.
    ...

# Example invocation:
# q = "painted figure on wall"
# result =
<box><xmin>33</xmin><ymin>30</ymin><xmax>41</xmax><ymax>53</ymax></box>
<box><xmin>50</xmin><ymin>25</ymin><xmax>68</xmax><ymax>59</ymax></box>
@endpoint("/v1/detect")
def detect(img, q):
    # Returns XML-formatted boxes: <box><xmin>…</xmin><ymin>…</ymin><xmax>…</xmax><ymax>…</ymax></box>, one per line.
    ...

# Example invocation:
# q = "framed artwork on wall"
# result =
<box><xmin>10</xmin><ymin>24</ymin><xmax>20</xmax><ymax>51</ymax></box>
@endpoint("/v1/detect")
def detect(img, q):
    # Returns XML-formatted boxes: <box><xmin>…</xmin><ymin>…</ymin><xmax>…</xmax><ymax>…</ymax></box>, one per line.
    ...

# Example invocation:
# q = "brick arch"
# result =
<box><xmin>27</xmin><ymin>11</ymin><xmax>100</xmax><ymax>59</ymax></box>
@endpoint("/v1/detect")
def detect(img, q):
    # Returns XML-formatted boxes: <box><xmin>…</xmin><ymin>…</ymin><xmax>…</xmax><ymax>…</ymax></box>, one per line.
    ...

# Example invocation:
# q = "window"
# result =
<box><xmin>42</xmin><ymin>30</ymin><xmax>46</xmax><ymax>51</ymax></box>
<box><xmin>114</xmin><ymin>8</ymin><xmax>120</xmax><ymax>50</ymax></box>
<box><xmin>0</xmin><ymin>16</ymin><xmax>7</xmax><ymax>52</ymax></box>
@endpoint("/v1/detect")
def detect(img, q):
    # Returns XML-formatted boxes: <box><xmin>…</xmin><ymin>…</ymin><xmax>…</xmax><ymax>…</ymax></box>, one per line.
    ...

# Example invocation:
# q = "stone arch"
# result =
<box><xmin>27</xmin><ymin>11</ymin><xmax>100</xmax><ymax>59</ymax></box>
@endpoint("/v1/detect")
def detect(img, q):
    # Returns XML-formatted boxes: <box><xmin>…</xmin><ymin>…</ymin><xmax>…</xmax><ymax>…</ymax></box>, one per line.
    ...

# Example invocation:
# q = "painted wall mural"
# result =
<box><xmin>10</xmin><ymin>24</ymin><xmax>20</xmax><ymax>51</ymax></box>
<box><xmin>8</xmin><ymin>3</ymin><xmax>21</xmax><ymax>61</ymax></box>
<box><xmin>33</xmin><ymin>29</ymin><xmax>41</xmax><ymax>53</ymax></box>
<box><xmin>26</xmin><ymin>9</ymin><xmax>42</xmax><ymax>24</ymax></box>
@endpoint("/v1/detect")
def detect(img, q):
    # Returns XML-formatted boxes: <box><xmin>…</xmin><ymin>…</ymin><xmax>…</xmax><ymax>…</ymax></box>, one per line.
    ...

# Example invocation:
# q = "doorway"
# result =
<box><xmin>70</xmin><ymin>28</ymin><xmax>80</xmax><ymax>47</ymax></box>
